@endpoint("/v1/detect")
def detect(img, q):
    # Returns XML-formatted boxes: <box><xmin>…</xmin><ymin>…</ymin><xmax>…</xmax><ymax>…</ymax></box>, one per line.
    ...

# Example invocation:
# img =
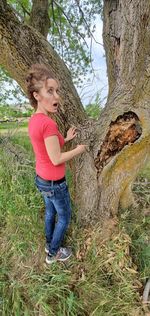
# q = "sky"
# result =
<box><xmin>78</xmin><ymin>17</ymin><xmax>108</xmax><ymax>107</ymax></box>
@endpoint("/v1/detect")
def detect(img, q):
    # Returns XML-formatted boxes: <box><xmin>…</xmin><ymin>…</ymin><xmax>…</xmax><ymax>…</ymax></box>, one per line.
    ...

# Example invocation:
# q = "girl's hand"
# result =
<box><xmin>65</xmin><ymin>126</ymin><xmax>77</xmax><ymax>142</ymax></box>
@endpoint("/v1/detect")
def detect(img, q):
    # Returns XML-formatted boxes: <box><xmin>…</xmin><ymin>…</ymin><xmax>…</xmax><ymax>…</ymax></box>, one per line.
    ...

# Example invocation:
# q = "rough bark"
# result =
<box><xmin>0</xmin><ymin>0</ymin><xmax>150</xmax><ymax>225</ymax></box>
<box><xmin>30</xmin><ymin>0</ymin><xmax>50</xmax><ymax>38</ymax></box>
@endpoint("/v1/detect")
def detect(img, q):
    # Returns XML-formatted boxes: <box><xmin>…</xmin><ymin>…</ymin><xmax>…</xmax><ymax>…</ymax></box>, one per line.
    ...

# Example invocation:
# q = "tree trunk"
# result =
<box><xmin>29</xmin><ymin>0</ymin><xmax>50</xmax><ymax>38</ymax></box>
<box><xmin>0</xmin><ymin>0</ymin><xmax>150</xmax><ymax>225</ymax></box>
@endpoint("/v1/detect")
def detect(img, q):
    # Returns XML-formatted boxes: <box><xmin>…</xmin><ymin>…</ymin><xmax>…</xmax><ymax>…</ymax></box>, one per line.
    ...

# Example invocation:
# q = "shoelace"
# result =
<box><xmin>59</xmin><ymin>247</ymin><xmax>68</xmax><ymax>255</ymax></box>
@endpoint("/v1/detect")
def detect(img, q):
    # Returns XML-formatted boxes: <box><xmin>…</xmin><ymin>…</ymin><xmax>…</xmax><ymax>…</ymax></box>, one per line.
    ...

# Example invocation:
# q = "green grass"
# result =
<box><xmin>0</xmin><ymin>133</ymin><xmax>150</xmax><ymax>316</ymax></box>
<box><xmin>0</xmin><ymin>121</ymin><xmax>28</xmax><ymax>130</ymax></box>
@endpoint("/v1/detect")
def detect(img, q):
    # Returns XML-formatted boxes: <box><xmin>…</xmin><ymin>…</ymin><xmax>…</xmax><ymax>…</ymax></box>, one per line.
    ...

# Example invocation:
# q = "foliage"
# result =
<box><xmin>0</xmin><ymin>104</ymin><xmax>32</xmax><ymax>131</ymax></box>
<box><xmin>85</xmin><ymin>103</ymin><xmax>101</xmax><ymax>118</ymax></box>
<box><xmin>8</xmin><ymin>0</ymin><xmax>31</xmax><ymax>20</ymax></box>
<box><xmin>47</xmin><ymin>0</ymin><xmax>102</xmax><ymax>85</ymax></box>
<box><xmin>0</xmin><ymin>130</ymin><xmax>149</xmax><ymax>315</ymax></box>
<box><xmin>0</xmin><ymin>104</ymin><xmax>24</xmax><ymax>118</ymax></box>
<box><xmin>85</xmin><ymin>93</ymin><xmax>102</xmax><ymax>118</ymax></box>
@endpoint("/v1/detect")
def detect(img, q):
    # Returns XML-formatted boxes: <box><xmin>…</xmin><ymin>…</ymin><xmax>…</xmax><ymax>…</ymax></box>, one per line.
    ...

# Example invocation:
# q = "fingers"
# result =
<box><xmin>70</xmin><ymin>126</ymin><xmax>77</xmax><ymax>132</ymax></box>
<box><xmin>66</xmin><ymin>126</ymin><xmax>78</xmax><ymax>140</ymax></box>
<box><xmin>72</xmin><ymin>132</ymin><xmax>77</xmax><ymax>138</ymax></box>
<box><xmin>67</xmin><ymin>126</ymin><xmax>77</xmax><ymax>134</ymax></box>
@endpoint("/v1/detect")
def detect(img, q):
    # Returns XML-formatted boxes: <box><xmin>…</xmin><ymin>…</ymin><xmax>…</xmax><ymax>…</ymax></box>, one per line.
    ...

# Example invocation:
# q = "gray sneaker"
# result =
<box><xmin>45</xmin><ymin>243</ymin><xmax>49</xmax><ymax>254</ymax></box>
<box><xmin>58</xmin><ymin>247</ymin><xmax>72</xmax><ymax>261</ymax></box>
<box><xmin>45</xmin><ymin>253</ymin><xmax>56</xmax><ymax>264</ymax></box>
<box><xmin>45</xmin><ymin>247</ymin><xmax>72</xmax><ymax>264</ymax></box>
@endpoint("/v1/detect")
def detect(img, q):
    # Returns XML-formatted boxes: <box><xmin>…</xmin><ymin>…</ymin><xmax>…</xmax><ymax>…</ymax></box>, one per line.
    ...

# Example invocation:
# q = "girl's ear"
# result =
<box><xmin>33</xmin><ymin>91</ymin><xmax>39</xmax><ymax>101</ymax></box>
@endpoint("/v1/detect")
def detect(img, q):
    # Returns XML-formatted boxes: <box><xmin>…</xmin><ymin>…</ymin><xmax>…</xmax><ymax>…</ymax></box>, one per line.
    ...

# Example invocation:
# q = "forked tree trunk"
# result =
<box><xmin>0</xmin><ymin>0</ymin><xmax>150</xmax><ymax>225</ymax></box>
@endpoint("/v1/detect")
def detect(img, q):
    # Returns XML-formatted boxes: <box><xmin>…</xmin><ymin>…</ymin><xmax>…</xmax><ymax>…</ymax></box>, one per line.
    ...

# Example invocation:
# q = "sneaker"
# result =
<box><xmin>45</xmin><ymin>243</ymin><xmax>71</xmax><ymax>256</ymax></box>
<box><xmin>57</xmin><ymin>247</ymin><xmax>72</xmax><ymax>261</ymax></box>
<box><xmin>45</xmin><ymin>243</ymin><xmax>49</xmax><ymax>254</ymax></box>
<box><xmin>45</xmin><ymin>253</ymin><xmax>56</xmax><ymax>264</ymax></box>
<box><xmin>45</xmin><ymin>247</ymin><xmax>72</xmax><ymax>264</ymax></box>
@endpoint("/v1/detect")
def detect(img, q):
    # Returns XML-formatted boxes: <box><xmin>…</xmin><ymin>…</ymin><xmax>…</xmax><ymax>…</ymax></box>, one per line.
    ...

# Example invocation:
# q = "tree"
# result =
<box><xmin>0</xmin><ymin>0</ymin><xmax>150</xmax><ymax>225</ymax></box>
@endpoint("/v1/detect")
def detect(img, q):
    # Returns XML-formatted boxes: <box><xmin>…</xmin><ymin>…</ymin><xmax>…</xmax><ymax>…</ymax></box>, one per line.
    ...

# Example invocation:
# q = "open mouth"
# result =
<box><xmin>53</xmin><ymin>103</ymin><xmax>58</xmax><ymax>108</ymax></box>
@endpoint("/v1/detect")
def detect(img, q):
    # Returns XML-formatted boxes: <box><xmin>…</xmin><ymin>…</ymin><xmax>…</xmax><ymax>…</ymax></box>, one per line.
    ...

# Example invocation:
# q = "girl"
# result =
<box><xmin>27</xmin><ymin>64</ymin><xmax>86</xmax><ymax>264</ymax></box>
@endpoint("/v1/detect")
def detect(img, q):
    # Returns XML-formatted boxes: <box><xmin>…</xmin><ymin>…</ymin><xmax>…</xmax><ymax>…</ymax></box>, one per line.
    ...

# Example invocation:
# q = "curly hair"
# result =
<box><xmin>26</xmin><ymin>64</ymin><xmax>56</xmax><ymax>108</ymax></box>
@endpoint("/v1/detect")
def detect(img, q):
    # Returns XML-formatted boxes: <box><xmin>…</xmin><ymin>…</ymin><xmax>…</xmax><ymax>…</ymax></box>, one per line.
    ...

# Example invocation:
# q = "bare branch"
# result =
<box><xmin>53</xmin><ymin>0</ymin><xmax>89</xmax><ymax>49</ymax></box>
<box><xmin>20</xmin><ymin>3</ymin><xmax>30</xmax><ymax>17</ymax></box>
<box><xmin>50</xmin><ymin>0</ymin><xmax>68</xmax><ymax>55</ymax></box>
<box><xmin>74</xmin><ymin>0</ymin><xmax>103</xmax><ymax>47</ymax></box>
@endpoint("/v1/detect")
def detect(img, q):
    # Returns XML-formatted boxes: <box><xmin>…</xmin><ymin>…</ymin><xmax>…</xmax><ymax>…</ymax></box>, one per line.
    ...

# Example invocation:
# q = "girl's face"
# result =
<box><xmin>34</xmin><ymin>79</ymin><xmax>60</xmax><ymax>114</ymax></box>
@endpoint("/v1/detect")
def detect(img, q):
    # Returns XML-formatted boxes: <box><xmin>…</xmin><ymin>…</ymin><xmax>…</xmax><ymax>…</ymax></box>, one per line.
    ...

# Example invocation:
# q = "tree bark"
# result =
<box><xmin>29</xmin><ymin>0</ymin><xmax>50</xmax><ymax>38</ymax></box>
<box><xmin>0</xmin><ymin>0</ymin><xmax>150</xmax><ymax>225</ymax></box>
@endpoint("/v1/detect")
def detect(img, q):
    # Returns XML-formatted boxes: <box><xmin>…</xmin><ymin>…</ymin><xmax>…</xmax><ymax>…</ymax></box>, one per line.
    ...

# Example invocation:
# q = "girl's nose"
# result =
<box><xmin>54</xmin><ymin>91</ymin><xmax>59</xmax><ymax>100</ymax></box>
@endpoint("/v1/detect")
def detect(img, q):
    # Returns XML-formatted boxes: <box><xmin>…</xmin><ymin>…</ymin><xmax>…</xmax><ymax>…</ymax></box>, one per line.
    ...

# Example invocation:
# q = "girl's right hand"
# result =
<box><xmin>76</xmin><ymin>144</ymin><xmax>87</xmax><ymax>154</ymax></box>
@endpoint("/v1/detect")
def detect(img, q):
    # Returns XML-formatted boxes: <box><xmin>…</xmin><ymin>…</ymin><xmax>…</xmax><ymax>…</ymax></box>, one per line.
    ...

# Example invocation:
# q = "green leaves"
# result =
<box><xmin>48</xmin><ymin>1</ymin><xmax>102</xmax><ymax>84</ymax></box>
<box><xmin>7</xmin><ymin>0</ymin><xmax>31</xmax><ymax>21</ymax></box>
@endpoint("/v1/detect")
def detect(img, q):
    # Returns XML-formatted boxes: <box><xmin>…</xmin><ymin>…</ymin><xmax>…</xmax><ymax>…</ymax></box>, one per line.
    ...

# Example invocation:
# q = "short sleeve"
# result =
<box><xmin>43</xmin><ymin>119</ymin><xmax>58</xmax><ymax>139</ymax></box>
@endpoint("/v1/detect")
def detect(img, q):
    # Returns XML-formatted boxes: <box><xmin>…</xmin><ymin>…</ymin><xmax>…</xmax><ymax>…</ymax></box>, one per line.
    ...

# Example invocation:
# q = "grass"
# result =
<box><xmin>0</xmin><ymin>121</ymin><xmax>28</xmax><ymax>130</ymax></box>
<box><xmin>0</xmin><ymin>131</ymin><xmax>150</xmax><ymax>316</ymax></box>
<box><xmin>119</xmin><ymin>164</ymin><xmax>150</xmax><ymax>280</ymax></box>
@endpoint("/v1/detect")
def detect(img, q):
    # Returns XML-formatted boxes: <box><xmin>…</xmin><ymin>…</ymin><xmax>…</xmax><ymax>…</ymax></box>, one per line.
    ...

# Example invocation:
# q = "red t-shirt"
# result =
<box><xmin>28</xmin><ymin>113</ymin><xmax>65</xmax><ymax>180</ymax></box>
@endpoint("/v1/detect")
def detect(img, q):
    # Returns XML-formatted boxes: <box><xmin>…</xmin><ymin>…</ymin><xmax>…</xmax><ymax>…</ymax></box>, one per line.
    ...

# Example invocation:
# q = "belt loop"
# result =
<box><xmin>51</xmin><ymin>180</ymin><xmax>54</xmax><ymax>186</ymax></box>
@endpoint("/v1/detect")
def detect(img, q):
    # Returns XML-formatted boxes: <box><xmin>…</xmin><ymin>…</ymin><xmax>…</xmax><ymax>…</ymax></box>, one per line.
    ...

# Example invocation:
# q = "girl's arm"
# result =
<box><xmin>44</xmin><ymin>135</ymin><xmax>86</xmax><ymax>166</ymax></box>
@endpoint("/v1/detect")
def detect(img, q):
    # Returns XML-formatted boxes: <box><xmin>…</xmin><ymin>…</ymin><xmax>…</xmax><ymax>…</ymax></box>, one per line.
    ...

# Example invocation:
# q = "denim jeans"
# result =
<box><xmin>35</xmin><ymin>175</ymin><xmax>71</xmax><ymax>255</ymax></box>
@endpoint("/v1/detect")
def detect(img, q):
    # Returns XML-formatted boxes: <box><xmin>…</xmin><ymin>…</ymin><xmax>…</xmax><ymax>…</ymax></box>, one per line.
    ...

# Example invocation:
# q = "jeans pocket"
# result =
<box><xmin>38</xmin><ymin>187</ymin><xmax>54</xmax><ymax>198</ymax></box>
<box><xmin>36</xmin><ymin>182</ymin><xmax>54</xmax><ymax>198</ymax></box>
<box><xmin>41</xmin><ymin>190</ymin><xmax>54</xmax><ymax>198</ymax></box>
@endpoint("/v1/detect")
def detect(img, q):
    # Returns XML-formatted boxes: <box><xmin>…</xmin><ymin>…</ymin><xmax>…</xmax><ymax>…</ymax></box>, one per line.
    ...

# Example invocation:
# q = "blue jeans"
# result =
<box><xmin>35</xmin><ymin>175</ymin><xmax>71</xmax><ymax>255</ymax></box>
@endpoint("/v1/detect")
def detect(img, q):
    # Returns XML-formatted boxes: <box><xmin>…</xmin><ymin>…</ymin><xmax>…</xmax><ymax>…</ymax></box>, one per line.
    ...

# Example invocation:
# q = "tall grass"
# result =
<box><xmin>0</xmin><ymin>132</ymin><xmax>150</xmax><ymax>315</ymax></box>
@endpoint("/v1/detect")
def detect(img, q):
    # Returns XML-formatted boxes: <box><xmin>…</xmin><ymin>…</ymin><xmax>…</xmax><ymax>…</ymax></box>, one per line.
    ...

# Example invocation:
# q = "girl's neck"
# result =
<box><xmin>35</xmin><ymin>108</ymin><xmax>48</xmax><ymax>116</ymax></box>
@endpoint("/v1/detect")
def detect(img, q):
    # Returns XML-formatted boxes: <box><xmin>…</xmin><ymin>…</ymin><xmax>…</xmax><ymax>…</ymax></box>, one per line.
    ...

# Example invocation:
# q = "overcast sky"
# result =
<box><xmin>78</xmin><ymin>17</ymin><xmax>108</xmax><ymax>107</ymax></box>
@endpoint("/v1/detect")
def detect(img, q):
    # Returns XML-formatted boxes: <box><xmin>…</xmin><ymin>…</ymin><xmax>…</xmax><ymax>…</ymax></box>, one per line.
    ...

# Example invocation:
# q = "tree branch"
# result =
<box><xmin>20</xmin><ymin>3</ymin><xmax>30</xmax><ymax>17</ymax></box>
<box><xmin>29</xmin><ymin>0</ymin><xmax>50</xmax><ymax>38</ymax></box>
<box><xmin>50</xmin><ymin>0</ymin><xmax>67</xmax><ymax>55</ymax></box>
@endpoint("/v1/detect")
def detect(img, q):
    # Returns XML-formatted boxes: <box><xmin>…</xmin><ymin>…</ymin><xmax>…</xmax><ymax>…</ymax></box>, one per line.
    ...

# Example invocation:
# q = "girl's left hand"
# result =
<box><xmin>65</xmin><ymin>126</ymin><xmax>77</xmax><ymax>142</ymax></box>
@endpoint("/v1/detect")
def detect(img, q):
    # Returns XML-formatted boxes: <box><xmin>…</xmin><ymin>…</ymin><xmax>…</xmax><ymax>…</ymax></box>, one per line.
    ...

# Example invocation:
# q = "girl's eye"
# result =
<box><xmin>48</xmin><ymin>89</ymin><xmax>53</xmax><ymax>94</ymax></box>
<box><xmin>56</xmin><ymin>89</ymin><xmax>60</xmax><ymax>95</ymax></box>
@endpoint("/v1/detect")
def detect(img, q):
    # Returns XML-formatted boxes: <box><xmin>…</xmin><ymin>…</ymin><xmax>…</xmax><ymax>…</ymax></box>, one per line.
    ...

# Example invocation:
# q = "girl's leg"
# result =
<box><xmin>49</xmin><ymin>183</ymin><xmax>71</xmax><ymax>255</ymax></box>
<box><xmin>44</xmin><ymin>196</ymin><xmax>57</xmax><ymax>247</ymax></box>
<box><xmin>35</xmin><ymin>176</ymin><xmax>56</xmax><ymax>250</ymax></box>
